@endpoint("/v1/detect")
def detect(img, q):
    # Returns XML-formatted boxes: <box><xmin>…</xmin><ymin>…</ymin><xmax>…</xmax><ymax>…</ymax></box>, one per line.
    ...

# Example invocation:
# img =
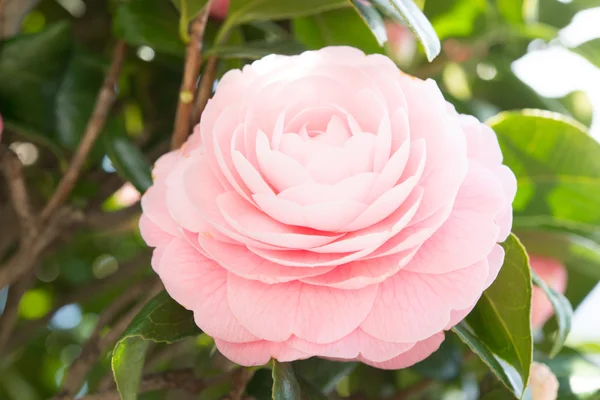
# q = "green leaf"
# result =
<box><xmin>349</xmin><ymin>0</ymin><xmax>388</xmax><ymax>46</ymax></box>
<box><xmin>114</xmin><ymin>0</ymin><xmax>184</xmax><ymax>56</ymax></box>
<box><xmin>206</xmin><ymin>39</ymin><xmax>305</xmax><ymax>59</ymax></box>
<box><xmin>531</xmin><ymin>270</ymin><xmax>573</xmax><ymax>357</ymax></box>
<box><xmin>226</xmin><ymin>0</ymin><xmax>349</xmax><ymax>27</ymax></box>
<box><xmin>466</xmin><ymin>234</ymin><xmax>533</xmax><ymax>397</ymax></box>
<box><xmin>55</xmin><ymin>52</ymin><xmax>107</xmax><ymax>150</ymax></box>
<box><xmin>292</xmin><ymin>359</ymin><xmax>357</xmax><ymax>394</ymax></box>
<box><xmin>370</xmin><ymin>0</ymin><xmax>441</xmax><ymax>60</ymax></box>
<box><xmin>112</xmin><ymin>291</ymin><xmax>201</xmax><ymax>400</ymax></box>
<box><xmin>488</xmin><ymin>110</ymin><xmax>600</xmax><ymax>235</ymax></box>
<box><xmin>423</xmin><ymin>0</ymin><xmax>488</xmax><ymax>40</ymax></box>
<box><xmin>572</xmin><ymin>38</ymin><xmax>600</xmax><ymax>69</ymax></box>
<box><xmin>412</xmin><ymin>333</ymin><xmax>462</xmax><ymax>381</ymax></box>
<box><xmin>104</xmin><ymin>133</ymin><xmax>153</xmax><ymax>192</ymax></box>
<box><xmin>272</xmin><ymin>361</ymin><xmax>327</xmax><ymax>400</ymax></box>
<box><xmin>292</xmin><ymin>8</ymin><xmax>381</xmax><ymax>55</ymax></box>
<box><xmin>0</xmin><ymin>22</ymin><xmax>72</xmax><ymax>143</ymax></box>
<box><xmin>452</xmin><ymin>324</ymin><xmax>521</xmax><ymax>397</ymax></box>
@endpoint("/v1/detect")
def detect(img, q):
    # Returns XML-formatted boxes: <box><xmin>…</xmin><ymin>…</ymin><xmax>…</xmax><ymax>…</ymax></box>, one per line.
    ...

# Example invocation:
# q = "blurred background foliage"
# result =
<box><xmin>1</xmin><ymin>0</ymin><xmax>600</xmax><ymax>399</ymax></box>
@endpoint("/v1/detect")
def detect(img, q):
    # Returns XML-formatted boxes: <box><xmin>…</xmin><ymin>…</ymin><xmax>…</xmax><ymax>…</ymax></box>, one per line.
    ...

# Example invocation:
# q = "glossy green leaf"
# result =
<box><xmin>206</xmin><ymin>39</ymin><xmax>305</xmax><ymax>59</ymax></box>
<box><xmin>423</xmin><ymin>0</ymin><xmax>488</xmax><ymax>39</ymax></box>
<box><xmin>370</xmin><ymin>0</ymin><xmax>441</xmax><ymax>60</ymax></box>
<box><xmin>453</xmin><ymin>324</ymin><xmax>521</xmax><ymax>397</ymax></box>
<box><xmin>55</xmin><ymin>52</ymin><xmax>107</xmax><ymax>150</ymax></box>
<box><xmin>349</xmin><ymin>0</ymin><xmax>388</xmax><ymax>46</ymax></box>
<box><xmin>272</xmin><ymin>361</ymin><xmax>327</xmax><ymax>400</ymax></box>
<box><xmin>572</xmin><ymin>38</ymin><xmax>600</xmax><ymax>69</ymax></box>
<box><xmin>292</xmin><ymin>359</ymin><xmax>357</xmax><ymax>394</ymax></box>
<box><xmin>112</xmin><ymin>291</ymin><xmax>201</xmax><ymax>400</ymax></box>
<box><xmin>114</xmin><ymin>0</ymin><xmax>184</xmax><ymax>56</ymax></box>
<box><xmin>531</xmin><ymin>270</ymin><xmax>573</xmax><ymax>357</ymax></box>
<box><xmin>292</xmin><ymin>8</ymin><xmax>381</xmax><ymax>54</ymax></box>
<box><xmin>104</xmin><ymin>133</ymin><xmax>152</xmax><ymax>192</ymax></box>
<box><xmin>226</xmin><ymin>0</ymin><xmax>348</xmax><ymax>28</ymax></box>
<box><xmin>0</xmin><ymin>22</ymin><xmax>71</xmax><ymax>142</ymax></box>
<box><xmin>489</xmin><ymin>110</ymin><xmax>600</xmax><ymax>236</ymax></box>
<box><xmin>466</xmin><ymin>234</ymin><xmax>532</xmax><ymax>397</ymax></box>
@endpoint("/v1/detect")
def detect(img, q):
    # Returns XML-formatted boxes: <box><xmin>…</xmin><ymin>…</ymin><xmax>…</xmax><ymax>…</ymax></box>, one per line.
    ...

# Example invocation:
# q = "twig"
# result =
<box><xmin>0</xmin><ymin>145</ymin><xmax>35</xmax><ymax>238</ymax></box>
<box><xmin>193</xmin><ymin>56</ymin><xmax>218</xmax><ymax>125</ymax></box>
<box><xmin>59</xmin><ymin>278</ymin><xmax>158</xmax><ymax>395</ymax></box>
<box><xmin>224</xmin><ymin>368</ymin><xmax>255</xmax><ymax>400</ymax></box>
<box><xmin>171</xmin><ymin>2</ymin><xmax>214</xmax><ymax>150</ymax></box>
<box><xmin>56</xmin><ymin>369</ymin><xmax>211</xmax><ymax>400</ymax></box>
<box><xmin>0</xmin><ymin>207</ymin><xmax>83</xmax><ymax>288</ymax></box>
<box><xmin>41</xmin><ymin>41</ymin><xmax>127</xmax><ymax>223</ymax></box>
<box><xmin>0</xmin><ymin>273</ymin><xmax>34</xmax><ymax>353</ymax></box>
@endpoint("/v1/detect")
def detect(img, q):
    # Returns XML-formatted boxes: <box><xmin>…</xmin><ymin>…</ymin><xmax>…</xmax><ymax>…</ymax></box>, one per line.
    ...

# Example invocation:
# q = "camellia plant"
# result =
<box><xmin>0</xmin><ymin>0</ymin><xmax>599</xmax><ymax>400</ymax></box>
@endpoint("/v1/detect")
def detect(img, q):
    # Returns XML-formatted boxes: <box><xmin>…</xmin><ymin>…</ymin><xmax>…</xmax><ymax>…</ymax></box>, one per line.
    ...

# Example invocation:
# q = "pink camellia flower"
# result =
<box><xmin>140</xmin><ymin>47</ymin><xmax>516</xmax><ymax>368</ymax></box>
<box><xmin>209</xmin><ymin>0</ymin><xmax>229</xmax><ymax>19</ymax></box>
<box><xmin>530</xmin><ymin>256</ymin><xmax>568</xmax><ymax>329</ymax></box>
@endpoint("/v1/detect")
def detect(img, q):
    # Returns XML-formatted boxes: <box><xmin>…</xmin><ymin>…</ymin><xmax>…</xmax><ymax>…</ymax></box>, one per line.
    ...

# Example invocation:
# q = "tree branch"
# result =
<box><xmin>41</xmin><ymin>41</ymin><xmax>127</xmax><ymax>223</ymax></box>
<box><xmin>171</xmin><ymin>2</ymin><xmax>214</xmax><ymax>150</ymax></box>
<box><xmin>193</xmin><ymin>55</ymin><xmax>218</xmax><ymax>125</ymax></box>
<box><xmin>0</xmin><ymin>145</ymin><xmax>35</xmax><ymax>238</ymax></box>
<box><xmin>0</xmin><ymin>0</ymin><xmax>41</xmax><ymax>38</ymax></box>
<box><xmin>0</xmin><ymin>273</ymin><xmax>34</xmax><ymax>353</ymax></box>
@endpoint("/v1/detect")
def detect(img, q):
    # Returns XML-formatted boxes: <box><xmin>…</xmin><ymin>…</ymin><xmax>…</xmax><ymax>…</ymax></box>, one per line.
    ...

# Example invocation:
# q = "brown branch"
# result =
<box><xmin>41</xmin><ymin>41</ymin><xmax>127</xmax><ymax>223</ymax></box>
<box><xmin>193</xmin><ymin>56</ymin><xmax>218</xmax><ymax>125</ymax></box>
<box><xmin>223</xmin><ymin>368</ymin><xmax>255</xmax><ymax>400</ymax></box>
<box><xmin>59</xmin><ymin>278</ymin><xmax>158</xmax><ymax>395</ymax></box>
<box><xmin>56</xmin><ymin>369</ymin><xmax>210</xmax><ymax>400</ymax></box>
<box><xmin>0</xmin><ymin>145</ymin><xmax>35</xmax><ymax>238</ymax></box>
<box><xmin>171</xmin><ymin>2</ymin><xmax>214</xmax><ymax>150</ymax></box>
<box><xmin>0</xmin><ymin>207</ymin><xmax>83</xmax><ymax>288</ymax></box>
<box><xmin>0</xmin><ymin>0</ymin><xmax>41</xmax><ymax>38</ymax></box>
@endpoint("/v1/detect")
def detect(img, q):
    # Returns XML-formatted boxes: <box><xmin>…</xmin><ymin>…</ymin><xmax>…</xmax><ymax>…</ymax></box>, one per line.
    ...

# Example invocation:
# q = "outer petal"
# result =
<box><xmin>158</xmin><ymin>238</ymin><xmax>257</xmax><ymax>343</ymax></box>
<box><xmin>215</xmin><ymin>339</ymin><xmax>309</xmax><ymax>366</ymax></box>
<box><xmin>227</xmin><ymin>274</ymin><xmax>379</xmax><ymax>343</ymax></box>
<box><xmin>360</xmin><ymin>260</ymin><xmax>489</xmax><ymax>343</ymax></box>
<box><xmin>359</xmin><ymin>333</ymin><xmax>445</xmax><ymax>369</ymax></box>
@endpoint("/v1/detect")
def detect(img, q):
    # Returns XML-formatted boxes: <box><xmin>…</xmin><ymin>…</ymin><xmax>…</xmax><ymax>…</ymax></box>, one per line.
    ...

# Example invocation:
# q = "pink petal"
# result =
<box><xmin>158</xmin><ymin>238</ymin><xmax>258</xmax><ymax>343</ymax></box>
<box><xmin>141</xmin><ymin>184</ymin><xmax>180</xmax><ymax>237</ymax></box>
<box><xmin>360</xmin><ymin>260</ymin><xmax>489</xmax><ymax>343</ymax></box>
<box><xmin>215</xmin><ymin>339</ymin><xmax>309</xmax><ymax>366</ymax></box>
<box><xmin>359</xmin><ymin>333</ymin><xmax>445</xmax><ymax>369</ymax></box>
<box><xmin>227</xmin><ymin>274</ymin><xmax>379</xmax><ymax>343</ymax></box>
<box><xmin>197</xmin><ymin>236</ymin><xmax>335</xmax><ymax>283</ymax></box>
<box><xmin>139</xmin><ymin>214</ymin><xmax>173</xmax><ymax>247</ymax></box>
<box><xmin>232</xmin><ymin>151</ymin><xmax>275</xmax><ymax>196</ymax></box>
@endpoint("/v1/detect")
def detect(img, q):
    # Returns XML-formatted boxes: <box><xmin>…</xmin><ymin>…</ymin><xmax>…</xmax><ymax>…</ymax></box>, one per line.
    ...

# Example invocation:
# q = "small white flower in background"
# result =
<box><xmin>530</xmin><ymin>362</ymin><xmax>559</xmax><ymax>400</ymax></box>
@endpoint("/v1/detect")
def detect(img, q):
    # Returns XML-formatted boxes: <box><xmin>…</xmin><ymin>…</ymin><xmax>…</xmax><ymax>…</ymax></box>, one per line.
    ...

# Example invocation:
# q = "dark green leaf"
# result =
<box><xmin>292</xmin><ymin>8</ymin><xmax>381</xmax><ymax>54</ymax></box>
<box><xmin>114</xmin><ymin>0</ymin><xmax>184</xmax><ymax>56</ymax></box>
<box><xmin>466</xmin><ymin>234</ymin><xmax>533</xmax><ymax>397</ymax></box>
<box><xmin>349</xmin><ymin>0</ymin><xmax>388</xmax><ymax>46</ymax></box>
<box><xmin>371</xmin><ymin>0</ymin><xmax>440</xmax><ymax>60</ymax></box>
<box><xmin>206</xmin><ymin>39</ymin><xmax>305</xmax><ymax>59</ymax></box>
<box><xmin>55</xmin><ymin>52</ymin><xmax>106</xmax><ymax>150</ymax></box>
<box><xmin>412</xmin><ymin>333</ymin><xmax>461</xmax><ymax>381</ymax></box>
<box><xmin>272</xmin><ymin>360</ymin><xmax>327</xmax><ymax>400</ymax></box>
<box><xmin>531</xmin><ymin>270</ymin><xmax>573</xmax><ymax>357</ymax></box>
<box><xmin>452</xmin><ymin>324</ymin><xmax>520</xmax><ymax>397</ymax></box>
<box><xmin>489</xmin><ymin>110</ymin><xmax>600</xmax><ymax>235</ymax></box>
<box><xmin>293</xmin><ymin>359</ymin><xmax>357</xmax><ymax>394</ymax></box>
<box><xmin>226</xmin><ymin>0</ymin><xmax>349</xmax><ymax>28</ymax></box>
<box><xmin>112</xmin><ymin>291</ymin><xmax>201</xmax><ymax>400</ymax></box>
<box><xmin>572</xmin><ymin>38</ymin><xmax>600</xmax><ymax>69</ymax></box>
<box><xmin>0</xmin><ymin>22</ymin><xmax>72</xmax><ymax>142</ymax></box>
<box><xmin>104</xmin><ymin>134</ymin><xmax>152</xmax><ymax>192</ymax></box>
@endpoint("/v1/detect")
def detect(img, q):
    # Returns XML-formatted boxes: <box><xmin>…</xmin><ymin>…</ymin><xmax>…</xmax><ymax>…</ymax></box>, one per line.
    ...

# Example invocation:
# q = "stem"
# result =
<box><xmin>171</xmin><ymin>1</ymin><xmax>214</xmax><ymax>150</ymax></box>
